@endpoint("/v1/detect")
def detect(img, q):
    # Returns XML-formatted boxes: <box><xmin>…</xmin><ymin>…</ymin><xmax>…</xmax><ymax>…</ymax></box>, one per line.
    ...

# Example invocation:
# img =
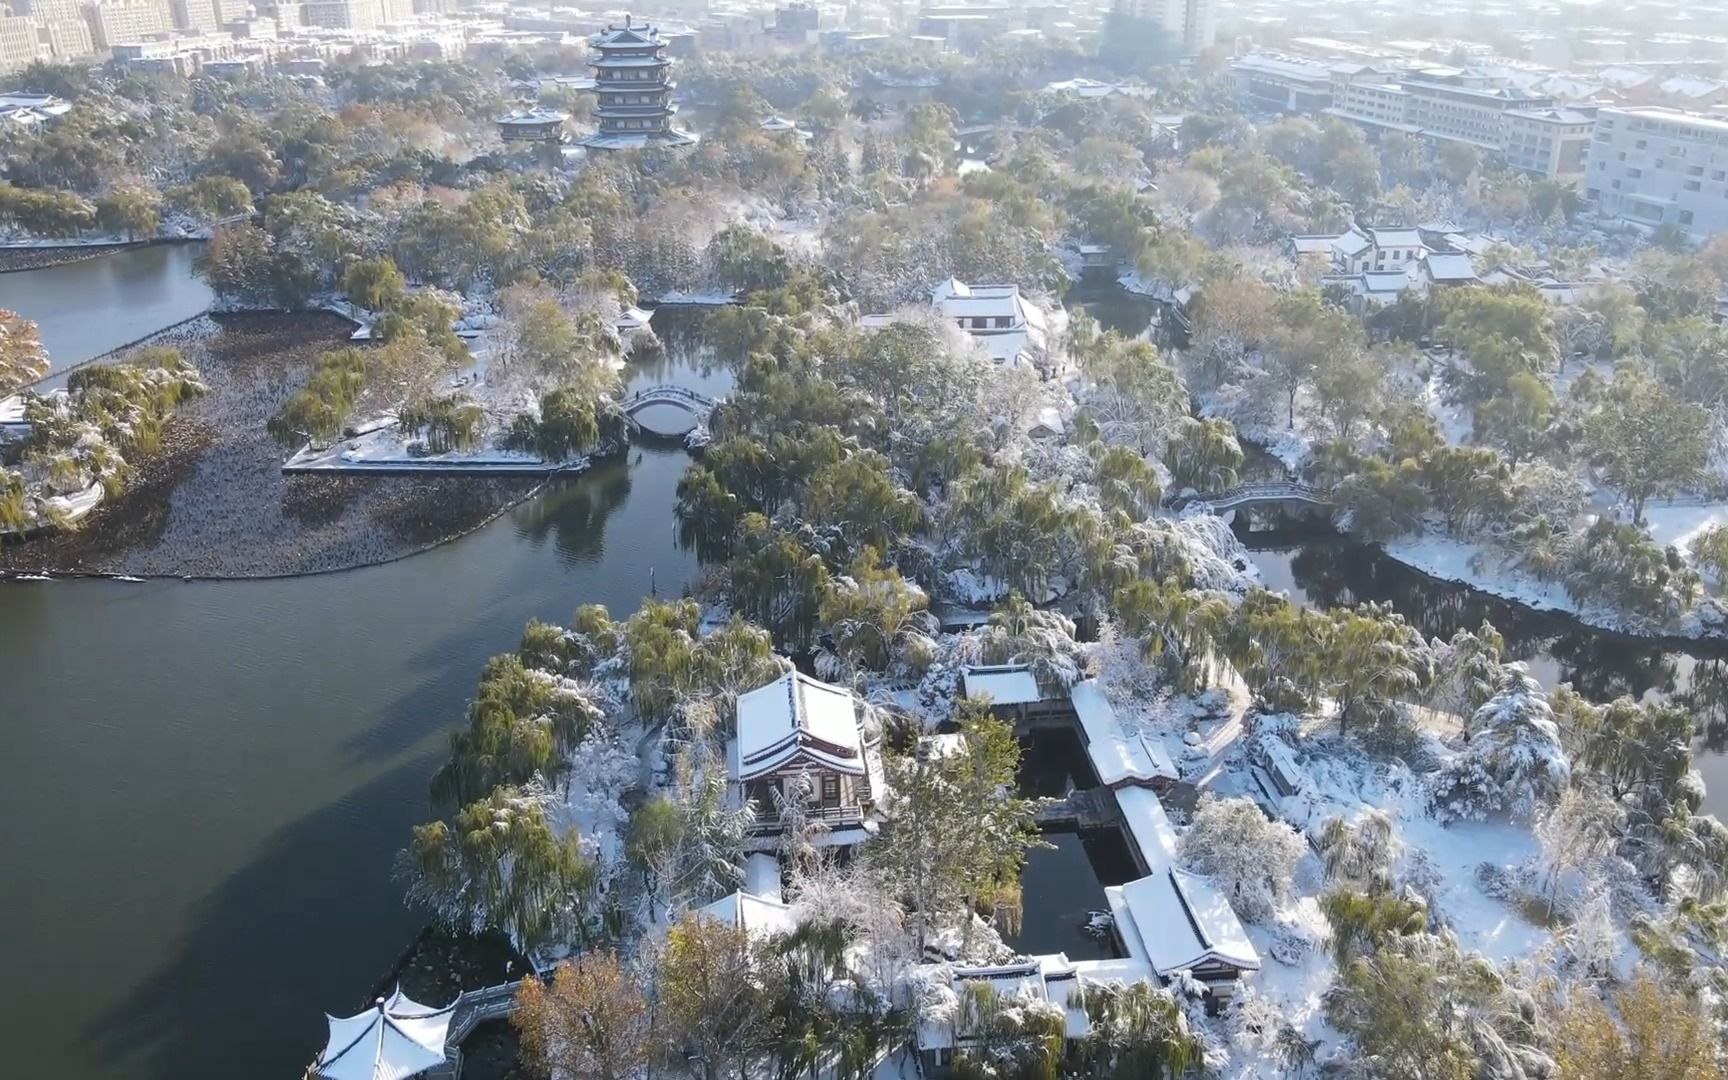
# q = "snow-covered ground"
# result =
<box><xmin>282</xmin><ymin>423</ymin><xmax>576</xmax><ymax>474</ymax></box>
<box><xmin>1381</xmin><ymin>526</ymin><xmax>1728</xmax><ymax>641</ymax></box>
<box><xmin>1211</xmin><ymin>748</ymin><xmax>1566</xmax><ymax>1076</ymax></box>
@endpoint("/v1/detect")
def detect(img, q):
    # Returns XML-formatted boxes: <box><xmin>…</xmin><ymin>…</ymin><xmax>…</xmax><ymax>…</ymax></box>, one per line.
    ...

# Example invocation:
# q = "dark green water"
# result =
<box><xmin>0</xmin><ymin>252</ymin><xmax>719</xmax><ymax>1080</ymax></box>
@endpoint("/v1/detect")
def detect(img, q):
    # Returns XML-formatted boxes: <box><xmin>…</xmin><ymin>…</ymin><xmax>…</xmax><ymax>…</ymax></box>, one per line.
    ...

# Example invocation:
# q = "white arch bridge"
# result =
<box><xmin>619</xmin><ymin>385</ymin><xmax>720</xmax><ymax>432</ymax></box>
<box><xmin>1169</xmin><ymin>481</ymin><xmax>1330</xmax><ymax>514</ymax></box>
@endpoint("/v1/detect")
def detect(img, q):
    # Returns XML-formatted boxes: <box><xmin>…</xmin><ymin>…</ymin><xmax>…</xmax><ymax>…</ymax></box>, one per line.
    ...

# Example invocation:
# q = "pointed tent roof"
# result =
<box><xmin>316</xmin><ymin>987</ymin><xmax>454</xmax><ymax>1080</ymax></box>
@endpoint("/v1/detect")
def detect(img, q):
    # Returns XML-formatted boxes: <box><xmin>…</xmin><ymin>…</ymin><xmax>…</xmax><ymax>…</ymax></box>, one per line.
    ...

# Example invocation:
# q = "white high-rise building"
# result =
<box><xmin>0</xmin><ymin>13</ymin><xmax>41</xmax><ymax>70</ymax></box>
<box><xmin>1113</xmin><ymin>0</ymin><xmax>1212</xmax><ymax>56</ymax></box>
<box><xmin>85</xmin><ymin>0</ymin><xmax>173</xmax><ymax>49</ymax></box>
<box><xmin>300</xmin><ymin>0</ymin><xmax>378</xmax><ymax>29</ymax></box>
<box><xmin>1586</xmin><ymin>106</ymin><xmax>1728</xmax><ymax>240</ymax></box>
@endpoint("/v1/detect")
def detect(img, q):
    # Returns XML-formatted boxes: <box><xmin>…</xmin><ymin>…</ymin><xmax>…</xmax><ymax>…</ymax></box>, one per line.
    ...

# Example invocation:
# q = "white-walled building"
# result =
<box><xmin>1502</xmin><ymin>107</ymin><xmax>1595</xmax><ymax>181</ymax></box>
<box><xmin>1585</xmin><ymin>106</ymin><xmax>1728</xmax><ymax>239</ymax></box>
<box><xmin>1114</xmin><ymin>0</ymin><xmax>1211</xmax><ymax>55</ymax></box>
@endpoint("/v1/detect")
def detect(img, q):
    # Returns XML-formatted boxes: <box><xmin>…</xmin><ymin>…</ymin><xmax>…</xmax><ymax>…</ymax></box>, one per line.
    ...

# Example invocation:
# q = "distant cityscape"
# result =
<box><xmin>4</xmin><ymin>0</ymin><xmax>1728</xmax><ymax>244</ymax></box>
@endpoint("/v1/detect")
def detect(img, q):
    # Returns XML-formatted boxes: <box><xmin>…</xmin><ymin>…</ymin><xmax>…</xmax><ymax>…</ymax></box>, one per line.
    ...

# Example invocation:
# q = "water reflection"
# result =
<box><xmin>1018</xmin><ymin>727</ymin><xmax>1101</xmax><ymax>799</ymax></box>
<box><xmin>1237</xmin><ymin>517</ymin><xmax>1728</xmax><ymax>806</ymax></box>
<box><xmin>1240</xmin><ymin>525</ymin><xmax>1718</xmax><ymax>698</ymax></box>
<box><xmin>511</xmin><ymin>460</ymin><xmax>636</xmax><ymax>565</ymax></box>
<box><xmin>1009</xmin><ymin>830</ymin><xmax>1135</xmax><ymax>960</ymax></box>
<box><xmin>3</xmin><ymin>244</ymin><xmax>212</xmax><ymax>373</ymax></box>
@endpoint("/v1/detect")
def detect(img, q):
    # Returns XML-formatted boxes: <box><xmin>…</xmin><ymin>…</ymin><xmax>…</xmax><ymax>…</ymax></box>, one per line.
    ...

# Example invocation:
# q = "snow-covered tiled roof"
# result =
<box><xmin>496</xmin><ymin>106</ymin><xmax>568</xmax><ymax>125</ymax></box>
<box><xmin>694</xmin><ymin>890</ymin><xmax>796</xmax><ymax>938</ymax></box>
<box><xmin>1290</xmin><ymin>234</ymin><xmax>1341</xmax><ymax>255</ymax></box>
<box><xmin>962</xmin><ymin>664</ymin><xmax>1045</xmax><ymax>705</ymax></box>
<box><xmin>1369</xmin><ymin>227</ymin><xmax>1424</xmax><ymax>249</ymax></box>
<box><xmin>1332</xmin><ymin>229</ymin><xmax>1372</xmax><ymax>257</ymax></box>
<box><xmin>1597</xmin><ymin>65</ymin><xmax>1656</xmax><ymax>88</ymax></box>
<box><xmin>734</xmin><ymin>671</ymin><xmax>864</xmax><ymax>780</ymax></box>
<box><xmin>1071</xmin><ymin>681</ymin><xmax>1178</xmax><ymax>789</ymax></box>
<box><xmin>1660</xmin><ymin>75</ymin><xmax>1724</xmax><ymax>99</ymax></box>
<box><xmin>1422</xmin><ymin>251</ymin><xmax>1478</xmax><ymax>281</ymax></box>
<box><xmin>1111</xmin><ymin>869</ymin><xmax>1262</xmax><ymax>977</ymax></box>
<box><xmin>1362</xmin><ymin>270</ymin><xmax>1413</xmax><ymax>293</ymax></box>
<box><xmin>1115</xmin><ymin>785</ymin><xmax>1181</xmax><ymax>869</ymax></box>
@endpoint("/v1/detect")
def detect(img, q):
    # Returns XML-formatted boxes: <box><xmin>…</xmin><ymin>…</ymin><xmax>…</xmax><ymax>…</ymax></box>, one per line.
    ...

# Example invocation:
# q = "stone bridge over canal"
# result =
<box><xmin>1169</xmin><ymin>481</ymin><xmax>1330</xmax><ymax>515</ymax></box>
<box><xmin>619</xmin><ymin>385</ymin><xmax>720</xmax><ymax>432</ymax></box>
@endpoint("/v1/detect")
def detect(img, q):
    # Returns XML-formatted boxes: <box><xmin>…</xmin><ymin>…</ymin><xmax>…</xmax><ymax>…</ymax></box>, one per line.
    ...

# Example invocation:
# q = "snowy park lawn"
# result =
<box><xmin>1223</xmin><ymin>753</ymin><xmax>1554</xmax><ymax>1076</ymax></box>
<box><xmin>1642</xmin><ymin>501</ymin><xmax>1728</xmax><ymax>555</ymax></box>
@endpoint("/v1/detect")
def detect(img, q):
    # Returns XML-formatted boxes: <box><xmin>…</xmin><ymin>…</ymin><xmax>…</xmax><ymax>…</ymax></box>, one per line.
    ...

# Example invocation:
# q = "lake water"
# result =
<box><xmin>0</xmin><ymin>250</ymin><xmax>721</xmax><ymax>1080</ymax></box>
<box><xmin>1</xmin><ymin>244</ymin><xmax>213</xmax><ymax>377</ymax></box>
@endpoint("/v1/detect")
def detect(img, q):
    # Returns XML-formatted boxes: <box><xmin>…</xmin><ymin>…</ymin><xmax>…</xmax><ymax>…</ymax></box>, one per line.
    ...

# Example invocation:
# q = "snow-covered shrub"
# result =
<box><xmin>1432</xmin><ymin>666</ymin><xmax>1570</xmax><ymax>822</ymax></box>
<box><xmin>1179</xmin><ymin>794</ymin><xmax>1306</xmax><ymax>923</ymax></box>
<box><xmin>1532</xmin><ymin>786</ymin><xmax>1623</xmax><ymax>920</ymax></box>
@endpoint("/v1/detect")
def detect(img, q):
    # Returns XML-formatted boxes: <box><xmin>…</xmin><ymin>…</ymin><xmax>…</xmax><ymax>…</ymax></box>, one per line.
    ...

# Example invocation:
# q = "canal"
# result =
<box><xmin>1235</xmin><ymin>517</ymin><xmax>1728</xmax><ymax>811</ymax></box>
<box><xmin>0</xmin><ymin>249</ymin><xmax>721</xmax><ymax>1080</ymax></box>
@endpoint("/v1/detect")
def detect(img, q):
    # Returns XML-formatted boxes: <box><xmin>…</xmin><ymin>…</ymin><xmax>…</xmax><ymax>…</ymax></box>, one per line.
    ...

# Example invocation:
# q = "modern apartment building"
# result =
<box><xmin>1115</xmin><ymin>0</ymin><xmax>1212</xmax><ymax>56</ymax></box>
<box><xmin>170</xmin><ymin>0</ymin><xmax>221</xmax><ymax>33</ymax></box>
<box><xmin>300</xmin><ymin>0</ymin><xmax>377</xmax><ymax>30</ymax></box>
<box><xmin>0</xmin><ymin>14</ymin><xmax>41</xmax><ymax>70</ymax></box>
<box><xmin>1502</xmin><ymin>108</ymin><xmax>1595</xmax><ymax>182</ymax></box>
<box><xmin>14</xmin><ymin>0</ymin><xmax>82</xmax><ymax>20</ymax></box>
<box><xmin>1586</xmin><ymin>106</ymin><xmax>1728</xmax><ymax>239</ymax></box>
<box><xmin>40</xmin><ymin>15</ymin><xmax>91</xmax><ymax>56</ymax></box>
<box><xmin>85</xmin><ymin>0</ymin><xmax>173</xmax><ymax>49</ymax></box>
<box><xmin>1231</xmin><ymin>53</ymin><xmax>1335</xmax><ymax>113</ymax></box>
<box><xmin>1331</xmin><ymin>75</ymin><xmax>1412</xmax><ymax>129</ymax></box>
<box><xmin>1396</xmin><ymin>74</ymin><xmax>1555</xmax><ymax>150</ymax></box>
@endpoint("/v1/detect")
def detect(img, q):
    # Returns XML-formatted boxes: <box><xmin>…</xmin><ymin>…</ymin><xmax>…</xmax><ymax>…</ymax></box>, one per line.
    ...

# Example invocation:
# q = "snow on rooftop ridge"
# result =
<box><xmin>734</xmin><ymin>670</ymin><xmax>864</xmax><ymax>780</ymax></box>
<box><xmin>1112</xmin><ymin>869</ymin><xmax>1261</xmax><ymax>979</ymax></box>
<box><xmin>694</xmin><ymin>889</ymin><xmax>796</xmax><ymax>938</ymax></box>
<box><xmin>316</xmin><ymin>987</ymin><xmax>454</xmax><ymax>1080</ymax></box>
<box><xmin>961</xmin><ymin>664</ymin><xmax>1045</xmax><ymax>705</ymax></box>
<box><xmin>1072</xmin><ymin>681</ymin><xmax>1179</xmax><ymax>789</ymax></box>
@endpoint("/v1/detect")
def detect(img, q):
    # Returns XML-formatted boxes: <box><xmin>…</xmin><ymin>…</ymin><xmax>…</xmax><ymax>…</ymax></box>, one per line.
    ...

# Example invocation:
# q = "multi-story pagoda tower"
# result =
<box><xmin>577</xmin><ymin>15</ymin><xmax>695</xmax><ymax>150</ymax></box>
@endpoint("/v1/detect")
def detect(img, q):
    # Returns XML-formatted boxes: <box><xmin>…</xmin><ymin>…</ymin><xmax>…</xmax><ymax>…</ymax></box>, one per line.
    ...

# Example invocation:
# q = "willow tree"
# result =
<box><xmin>0</xmin><ymin>308</ymin><xmax>49</xmax><ymax>395</ymax></box>
<box><xmin>1074</xmin><ymin>981</ymin><xmax>1201</xmax><ymax>1079</ymax></box>
<box><xmin>978</xmin><ymin>592</ymin><xmax>1085</xmax><ymax>694</ymax></box>
<box><xmin>726</xmin><ymin>515</ymin><xmax>831</xmax><ymax>650</ymax></box>
<box><xmin>1164</xmin><ymin>416</ymin><xmax>1242</xmax><ymax>494</ymax></box>
<box><xmin>820</xmin><ymin>547</ymin><xmax>932</xmax><ymax>674</ymax></box>
<box><xmin>431</xmin><ymin>653</ymin><xmax>605</xmax><ymax>806</ymax></box>
<box><xmin>1115</xmin><ymin>577</ymin><xmax>1231</xmax><ymax>693</ymax></box>
<box><xmin>403</xmin><ymin>786</ymin><xmax>598</xmax><ymax>953</ymax></box>
<box><xmin>1322</xmin><ymin>607</ymin><xmax>1424</xmax><ymax>735</ymax></box>
<box><xmin>949</xmin><ymin>981</ymin><xmax>1066</xmax><ymax>1080</ymax></box>
<box><xmin>623</xmin><ymin>598</ymin><xmax>702</xmax><ymax>722</ymax></box>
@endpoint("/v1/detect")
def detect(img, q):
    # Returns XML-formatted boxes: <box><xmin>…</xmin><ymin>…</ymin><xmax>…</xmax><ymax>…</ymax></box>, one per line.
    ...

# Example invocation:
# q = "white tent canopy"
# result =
<box><xmin>316</xmin><ymin>987</ymin><xmax>454</xmax><ymax>1080</ymax></box>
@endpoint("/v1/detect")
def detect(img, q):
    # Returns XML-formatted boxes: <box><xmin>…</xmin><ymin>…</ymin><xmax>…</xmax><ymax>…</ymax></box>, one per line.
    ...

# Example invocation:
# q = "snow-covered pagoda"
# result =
<box><xmin>576</xmin><ymin>16</ymin><xmax>696</xmax><ymax>151</ymax></box>
<box><xmin>728</xmin><ymin>670</ymin><xmax>883</xmax><ymax>850</ymax></box>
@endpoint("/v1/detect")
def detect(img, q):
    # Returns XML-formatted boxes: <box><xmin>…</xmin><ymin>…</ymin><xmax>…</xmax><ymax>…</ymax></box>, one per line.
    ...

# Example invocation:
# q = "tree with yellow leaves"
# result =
<box><xmin>1554</xmin><ymin>972</ymin><xmax>1724</xmax><ymax>1080</ymax></box>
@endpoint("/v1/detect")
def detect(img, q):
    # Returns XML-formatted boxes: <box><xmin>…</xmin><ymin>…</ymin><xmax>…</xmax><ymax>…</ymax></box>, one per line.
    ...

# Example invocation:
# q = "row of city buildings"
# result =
<box><xmin>0</xmin><ymin>0</ymin><xmax>1227</xmax><ymax>75</ymax></box>
<box><xmin>0</xmin><ymin>0</ymin><xmax>469</xmax><ymax>71</ymax></box>
<box><xmin>1233</xmin><ymin>52</ymin><xmax>1728</xmax><ymax>239</ymax></box>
